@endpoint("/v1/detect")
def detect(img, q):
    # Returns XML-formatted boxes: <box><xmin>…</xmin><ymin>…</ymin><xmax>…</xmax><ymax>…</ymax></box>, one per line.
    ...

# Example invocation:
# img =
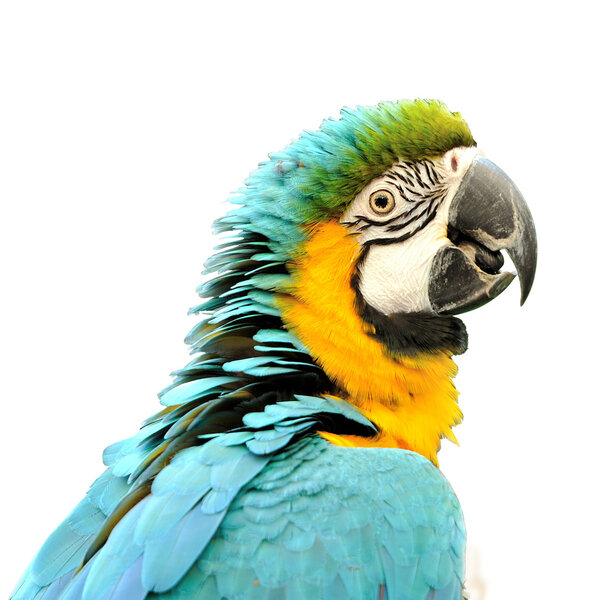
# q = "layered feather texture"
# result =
<box><xmin>156</xmin><ymin>437</ymin><xmax>465</xmax><ymax>600</ymax></box>
<box><xmin>12</xmin><ymin>406</ymin><xmax>465</xmax><ymax>600</ymax></box>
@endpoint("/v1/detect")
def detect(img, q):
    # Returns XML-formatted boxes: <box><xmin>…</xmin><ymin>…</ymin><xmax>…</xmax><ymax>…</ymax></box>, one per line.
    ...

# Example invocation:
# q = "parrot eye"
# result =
<box><xmin>369</xmin><ymin>190</ymin><xmax>395</xmax><ymax>215</ymax></box>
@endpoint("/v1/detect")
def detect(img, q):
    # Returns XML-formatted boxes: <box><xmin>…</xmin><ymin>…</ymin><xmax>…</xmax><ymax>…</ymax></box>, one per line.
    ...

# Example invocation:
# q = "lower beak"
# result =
<box><xmin>428</xmin><ymin>157</ymin><xmax>537</xmax><ymax>315</ymax></box>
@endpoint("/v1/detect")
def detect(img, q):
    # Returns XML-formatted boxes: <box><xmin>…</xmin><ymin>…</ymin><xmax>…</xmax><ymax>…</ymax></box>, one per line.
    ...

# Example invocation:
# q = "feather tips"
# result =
<box><xmin>170</xmin><ymin>438</ymin><xmax>465</xmax><ymax>600</ymax></box>
<box><xmin>12</xmin><ymin>407</ymin><xmax>464</xmax><ymax>600</ymax></box>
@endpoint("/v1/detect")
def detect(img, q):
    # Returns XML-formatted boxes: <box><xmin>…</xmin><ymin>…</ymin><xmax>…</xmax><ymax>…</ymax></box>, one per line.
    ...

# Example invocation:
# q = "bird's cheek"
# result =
<box><xmin>356</xmin><ymin>235</ymin><xmax>448</xmax><ymax>315</ymax></box>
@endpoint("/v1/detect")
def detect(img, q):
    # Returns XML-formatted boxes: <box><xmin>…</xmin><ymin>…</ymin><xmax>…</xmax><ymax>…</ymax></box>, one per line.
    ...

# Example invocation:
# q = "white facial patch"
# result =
<box><xmin>356</xmin><ymin>219</ymin><xmax>448</xmax><ymax>313</ymax></box>
<box><xmin>341</xmin><ymin>147</ymin><xmax>480</xmax><ymax>315</ymax></box>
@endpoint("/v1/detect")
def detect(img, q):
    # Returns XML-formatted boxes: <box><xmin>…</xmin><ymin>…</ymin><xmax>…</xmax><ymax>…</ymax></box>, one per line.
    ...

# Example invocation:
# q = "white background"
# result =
<box><xmin>1</xmin><ymin>2</ymin><xmax>587</xmax><ymax>599</ymax></box>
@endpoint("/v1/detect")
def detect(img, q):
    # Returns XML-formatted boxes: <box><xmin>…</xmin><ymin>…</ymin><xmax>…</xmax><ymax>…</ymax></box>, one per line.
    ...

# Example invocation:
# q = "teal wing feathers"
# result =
<box><xmin>12</xmin><ymin>395</ymin><xmax>391</xmax><ymax>600</ymax></box>
<box><xmin>150</xmin><ymin>437</ymin><xmax>465</xmax><ymax>600</ymax></box>
<box><xmin>11</xmin><ymin>393</ymin><xmax>464</xmax><ymax>600</ymax></box>
<box><xmin>10</xmin><ymin>467</ymin><xmax>130</xmax><ymax>600</ymax></box>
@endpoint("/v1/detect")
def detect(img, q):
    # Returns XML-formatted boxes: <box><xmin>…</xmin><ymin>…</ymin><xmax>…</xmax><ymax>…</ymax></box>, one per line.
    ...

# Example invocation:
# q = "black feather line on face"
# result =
<box><xmin>354</xmin><ymin>198</ymin><xmax>428</xmax><ymax>230</ymax></box>
<box><xmin>341</xmin><ymin>173</ymin><xmax>443</xmax><ymax>234</ymax></box>
<box><xmin>384</xmin><ymin>180</ymin><xmax>414</xmax><ymax>202</ymax></box>
<box><xmin>424</xmin><ymin>160</ymin><xmax>440</xmax><ymax>186</ymax></box>
<box><xmin>351</xmin><ymin>247</ymin><xmax>468</xmax><ymax>356</ymax></box>
<box><xmin>345</xmin><ymin>158</ymin><xmax>447</xmax><ymax>246</ymax></box>
<box><xmin>361</xmin><ymin>202</ymin><xmax>441</xmax><ymax>246</ymax></box>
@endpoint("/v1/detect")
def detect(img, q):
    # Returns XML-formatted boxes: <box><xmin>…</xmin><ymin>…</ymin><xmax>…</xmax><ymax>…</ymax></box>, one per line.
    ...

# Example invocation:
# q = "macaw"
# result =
<box><xmin>11</xmin><ymin>99</ymin><xmax>537</xmax><ymax>600</ymax></box>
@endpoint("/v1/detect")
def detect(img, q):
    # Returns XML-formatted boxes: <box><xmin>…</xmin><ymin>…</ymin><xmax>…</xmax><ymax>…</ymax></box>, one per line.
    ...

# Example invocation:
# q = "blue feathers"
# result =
<box><xmin>11</xmin><ymin>469</ymin><xmax>130</xmax><ymax>600</ymax></box>
<box><xmin>78</xmin><ymin>433</ymin><xmax>273</xmax><ymax>597</ymax></box>
<box><xmin>82</xmin><ymin>499</ymin><xmax>147</xmax><ymax>599</ymax></box>
<box><xmin>12</xmin><ymin>395</ymin><xmax>465</xmax><ymax>600</ymax></box>
<box><xmin>158</xmin><ymin>377</ymin><xmax>241</xmax><ymax>407</ymax></box>
<box><xmin>172</xmin><ymin>438</ymin><xmax>465</xmax><ymax>600</ymax></box>
<box><xmin>142</xmin><ymin>506</ymin><xmax>225</xmax><ymax>592</ymax></box>
<box><xmin>11</xmin><ymin>385</ymin><xmax>466</xmax><ymax>600</ymax></box>
<box><xmin>31</xmin><ymin>498</ymin><xmax>101</xmax><ymax>585</ymax></box>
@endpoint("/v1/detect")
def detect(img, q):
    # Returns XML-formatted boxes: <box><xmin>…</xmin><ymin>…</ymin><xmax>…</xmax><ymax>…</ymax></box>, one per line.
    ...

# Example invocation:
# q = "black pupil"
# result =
<box><xmin>375</xmin><ymin>195</ymin><xmax>389</xmax><ymax>209</ymax></box>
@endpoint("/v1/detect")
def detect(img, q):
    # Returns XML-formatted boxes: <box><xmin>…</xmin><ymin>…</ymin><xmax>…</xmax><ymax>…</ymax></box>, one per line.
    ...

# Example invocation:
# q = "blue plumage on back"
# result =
<box><xmin>12</xmin><ymin>392</ymin><xmax>464</xmax><ymax>600</ymax></box>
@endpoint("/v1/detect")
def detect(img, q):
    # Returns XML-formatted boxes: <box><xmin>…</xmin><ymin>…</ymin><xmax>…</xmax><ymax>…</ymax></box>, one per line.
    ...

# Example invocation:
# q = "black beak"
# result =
<box><xmin>429</xmin><ymin>156</ymin><xmax>537</xmax><ymax>315</ymax></box>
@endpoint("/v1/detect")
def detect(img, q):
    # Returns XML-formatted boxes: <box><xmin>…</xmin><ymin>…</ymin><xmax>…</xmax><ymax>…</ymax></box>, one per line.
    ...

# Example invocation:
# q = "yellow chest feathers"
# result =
<box><xmin>277</xmin><ymin>221</ymin><xmax>462</xmax><ymax>465</ymax></box>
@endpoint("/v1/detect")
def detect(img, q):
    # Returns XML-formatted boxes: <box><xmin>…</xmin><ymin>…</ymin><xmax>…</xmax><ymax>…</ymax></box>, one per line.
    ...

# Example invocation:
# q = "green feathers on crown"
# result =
<box><xmin>218</xmin><ymin>99</ymin><xmax>475</xmax><ymax>255</ymax></box>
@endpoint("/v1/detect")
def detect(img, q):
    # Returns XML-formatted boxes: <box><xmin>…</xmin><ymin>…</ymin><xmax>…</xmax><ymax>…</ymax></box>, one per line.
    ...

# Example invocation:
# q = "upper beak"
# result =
<box><xmin>428</xmin><ymin>156</ymin><xmax>537</xmax><ymax>315</ymax></box>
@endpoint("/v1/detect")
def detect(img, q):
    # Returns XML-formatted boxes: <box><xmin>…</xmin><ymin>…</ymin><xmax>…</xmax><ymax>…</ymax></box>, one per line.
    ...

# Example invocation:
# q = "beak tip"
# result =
<box><xmin>519</xmin><ymin>285</ymin><xmax>532</xmax><ymax>307</ymax></box>
<box><xmin>515</xmin><ymin>251</ymin><xmax>536</xmax><ymax>306</ymax></box>
<box><xmin>518</xmin><ymin>271</ymin><xmax>536</xmax><ymax>306</ymax></box>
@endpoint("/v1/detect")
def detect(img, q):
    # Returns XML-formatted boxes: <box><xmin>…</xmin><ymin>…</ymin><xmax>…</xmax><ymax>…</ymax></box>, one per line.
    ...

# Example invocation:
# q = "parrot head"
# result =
<box><xmin>342</xmin><ymin>145</ymin><xmax>535</xmax><ymax>317</ymax></box>
<box><xmin>204</xmin><ymin>99</ymin><xmax>537</xmax><ymax>461</ymax></box>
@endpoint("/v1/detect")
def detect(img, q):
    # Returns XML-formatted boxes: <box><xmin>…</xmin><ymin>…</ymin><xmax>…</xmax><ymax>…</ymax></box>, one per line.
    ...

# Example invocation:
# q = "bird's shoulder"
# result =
<box><xmin>10</xmin><ymin>394</ymin><xmax>376</xmax><ymax>599</ymax></box>
<box><xmin>165</xmin><ymin>437</ymin><xmax>466</xmax><ymax>600</ymax></box>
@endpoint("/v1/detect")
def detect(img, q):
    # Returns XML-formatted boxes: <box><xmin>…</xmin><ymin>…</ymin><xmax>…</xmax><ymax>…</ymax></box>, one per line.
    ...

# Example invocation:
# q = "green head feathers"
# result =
<box><xmin>218</xmin><ymin>99</ymin><xmax>474</xmax><ymax>255</ymax></box>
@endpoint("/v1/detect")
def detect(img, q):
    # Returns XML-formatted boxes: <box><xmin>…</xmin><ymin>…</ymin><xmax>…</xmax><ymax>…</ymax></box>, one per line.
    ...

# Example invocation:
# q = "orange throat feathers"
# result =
<box><xmin>278</xmin><ymin>221</ymin><xmax>462</xmax><ymax>464</ymax></box>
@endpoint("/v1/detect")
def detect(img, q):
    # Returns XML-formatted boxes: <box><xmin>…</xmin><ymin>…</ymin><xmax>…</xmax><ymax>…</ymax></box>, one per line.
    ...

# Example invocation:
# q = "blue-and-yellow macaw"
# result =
<box><xmin>11</xmin><ymin>100</ymin><xmax>537</xmax><ymax>600</ymax></box>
